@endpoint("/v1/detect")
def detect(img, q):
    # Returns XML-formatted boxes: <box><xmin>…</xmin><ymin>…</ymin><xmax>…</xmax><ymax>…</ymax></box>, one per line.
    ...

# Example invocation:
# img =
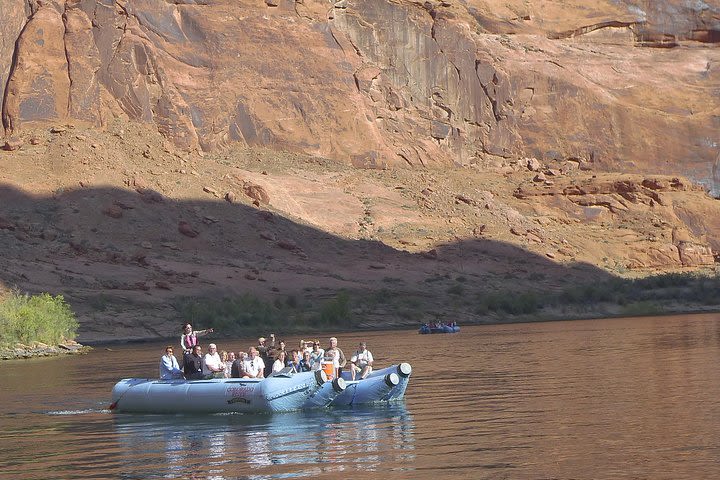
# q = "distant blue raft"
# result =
<box><xmin>419</xmin><ymin>324</ymin><xmax>460</xmax><ymax>334</ymax></box>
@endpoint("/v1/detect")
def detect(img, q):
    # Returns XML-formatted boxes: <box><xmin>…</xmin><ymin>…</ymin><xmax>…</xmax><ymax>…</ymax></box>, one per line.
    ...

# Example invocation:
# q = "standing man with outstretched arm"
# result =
<box><xmin>180</xmin><ymin>323</ymin><xmax>214</xmax><ymax>353</ymax></box>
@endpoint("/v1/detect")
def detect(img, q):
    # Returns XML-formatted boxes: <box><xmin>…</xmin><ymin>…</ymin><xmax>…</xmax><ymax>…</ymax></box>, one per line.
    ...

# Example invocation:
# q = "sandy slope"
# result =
<box><xmin>1</xmin><ymin>120</ymin><xmax>718</xmax><ymax>341</ymax></box>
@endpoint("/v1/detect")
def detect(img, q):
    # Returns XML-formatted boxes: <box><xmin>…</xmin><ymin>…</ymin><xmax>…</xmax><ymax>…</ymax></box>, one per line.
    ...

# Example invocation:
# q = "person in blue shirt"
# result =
<box><xmin>159</xmin><ymin>346</ymin><xmax>183</xmax><ymax>379</ymax></box>
<box><xmin>298</xmin><ymin>350</ymin><xmax>312</xmax><ymax>372</ymax></box>
<box><xmin>287</xmin><ymin>349</ymin><xmax>302</xmax><ymax>372</ymax></box>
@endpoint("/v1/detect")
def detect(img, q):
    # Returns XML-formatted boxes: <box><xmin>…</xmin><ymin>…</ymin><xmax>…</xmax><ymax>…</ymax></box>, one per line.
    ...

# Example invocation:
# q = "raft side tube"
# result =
<box><xmin>365</xmin><ymin>363</ymin><xmax>412</xmax><ymax>401</ymax></box>
<box><xmin>302</xmin><ymin>376</ymin><xmax>347</xmax><ymax>409</ymax></box>
<box><xmin>111</xmin><ymin>372</ymin><xmax>325</xmax><ymax>414</ymax></box>
<box><xmin>331</xmin><ymin>372</ymin><xmax>397</xmax><ymax>406</ymax></box>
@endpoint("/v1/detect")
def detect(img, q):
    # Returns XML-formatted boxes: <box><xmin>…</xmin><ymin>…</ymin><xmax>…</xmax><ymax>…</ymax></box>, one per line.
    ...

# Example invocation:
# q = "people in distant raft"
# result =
<box><xmin>350</xmin><ymin>342</ymin><xmax>374</xmax><ymax>380</ymax></box>
<box><xmin>159</xmin><ymin>345</ymin><xmax>184</xmax><ymax>380</ymax></box>
<box><xmin>183</xmin><ymin>344</ymin><xmax>205</xmax><ymax>380</ymax></box>
<box><xmin>180</xmin><ymin>323</ymin><xmax>214</xmax><ymax>353</ymax></box>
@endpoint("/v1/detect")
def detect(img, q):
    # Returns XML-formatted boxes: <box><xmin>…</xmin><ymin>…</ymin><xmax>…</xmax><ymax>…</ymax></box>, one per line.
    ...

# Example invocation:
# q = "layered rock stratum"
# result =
<box><xmin>2</xmin><ymin>1</ymin><xmax>720</xmax><ymax>182</ymax></box>
<box><xmin>1</xmin><ymin>1</ymin><xmax>719</xmax><ymax>340</ymax></box>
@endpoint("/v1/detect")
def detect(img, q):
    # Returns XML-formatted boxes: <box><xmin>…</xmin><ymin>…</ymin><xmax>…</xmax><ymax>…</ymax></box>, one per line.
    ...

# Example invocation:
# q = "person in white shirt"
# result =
<box><xmin>203</xmin><ymin>343</ymin><xmax>225</xmax><ymax>377</ymax></box>
<box><xmin>309</xmin><ymin>341</ymin><xmax>325</xmax><ymax>370</ymax></box>
<box><xmin>224</xmin><ymin>351</ymin><xmax>236</xmax><ymax>378</ymax></box>
<box><xmin>159</xmin><ymin>346</ymin><xmax>183</xmax><ymax>379</ymax></box>
<box><xmin>272</xmin><ymin>350</ymin><xmax>287</xmax><ymax>374</ymax></box>
<box><xmin>350</xmin><ymin>342</ymin><xmax>374</xmax><ymax>380</ymax></box>
<box><xmin>244</xmin><ymin>347</ymin><xmax>265</xmax><ymax>378</ymax></box>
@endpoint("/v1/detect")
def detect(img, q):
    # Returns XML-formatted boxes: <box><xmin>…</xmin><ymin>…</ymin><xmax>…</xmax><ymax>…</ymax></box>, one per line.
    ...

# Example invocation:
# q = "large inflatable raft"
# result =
<box><xmin>110</xmin><ymin>363</ymin><xmax>412</xmax><ymax>414</ymax></box>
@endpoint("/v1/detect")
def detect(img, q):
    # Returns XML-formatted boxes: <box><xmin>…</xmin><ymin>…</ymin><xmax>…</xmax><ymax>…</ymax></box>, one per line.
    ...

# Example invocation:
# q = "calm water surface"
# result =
<box><xmin>2</xmin><ymin>313</ymin><xmax>720</xmax><ymax>479</ymax></box>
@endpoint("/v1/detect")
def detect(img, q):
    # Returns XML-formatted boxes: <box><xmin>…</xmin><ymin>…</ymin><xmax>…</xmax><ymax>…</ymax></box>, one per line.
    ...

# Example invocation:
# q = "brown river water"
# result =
<box><xmin>2</xmin><ymin>313</ymin><xmax>720</xmax><ymax>479</ymax></box>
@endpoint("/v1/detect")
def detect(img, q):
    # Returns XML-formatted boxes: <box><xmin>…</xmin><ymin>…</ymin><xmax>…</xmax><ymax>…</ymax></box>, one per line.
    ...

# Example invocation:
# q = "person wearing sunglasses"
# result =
<box><xmin>243</xmin><ymin>347</ymin><xmax>266</xmax><ymax>378</ymax></box>
<box><xmin>183</xmin><ymin>345</ymin><xmax>205</xmax><ymax>380</ymax></box>
<box><xmin>159</xmin><ymin>346</ymin><xmax>183</xmax><ymax>380</ymax></box>
<box><xmin>309</xmin><ymin>341</ymin><xmax>324</xmax><ymax>370</ymax></box>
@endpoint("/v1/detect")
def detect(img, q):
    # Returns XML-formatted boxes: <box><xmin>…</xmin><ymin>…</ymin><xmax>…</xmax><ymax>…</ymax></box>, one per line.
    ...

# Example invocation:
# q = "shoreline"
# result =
<box><xmin>5</xmin><ymin>305</ymin><xmax>719</xmax><ymax>359</ymax></box>
<box><xmin>82</xmin><ymin>304</ymin><xmax>720</xmax><ymax>346</ymax></box>
<box><xmin>0</xmin><ymin>341</ymin><xmax>92</xmax><ymax>361</ymax></box>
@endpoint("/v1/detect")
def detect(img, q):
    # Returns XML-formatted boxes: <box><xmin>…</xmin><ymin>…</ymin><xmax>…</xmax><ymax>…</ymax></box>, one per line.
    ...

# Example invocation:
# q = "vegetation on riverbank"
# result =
<box><xmin>175</xmin><ymin>292</ymin><xmax>353</xmax><ymax>336</ymax></box>
<box><xmin>478</xmin><ymin>271</ymin><xmax>720</xmax><ymax>318</ymax></box>
<box><xmin>173</xmin><ymin>271</ymin><xmax>720</xmax><ymax>336</ymax></box>
<box><xmin>0</xmin><ymin>291</ymin><xmax>87</xmax><ymax>359</ymax></box>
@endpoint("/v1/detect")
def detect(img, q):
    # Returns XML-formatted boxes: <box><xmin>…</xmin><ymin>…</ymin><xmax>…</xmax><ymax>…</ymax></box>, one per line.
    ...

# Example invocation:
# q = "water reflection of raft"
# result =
<box><xmin>110</xmin><ymin>363</ymin><xmax>412</xmax><ymax>414</ymax></box>
<box><xmin>419</xmin><ymin>324</ymin><xmax>460</xmax><ymax>334</ymax></box>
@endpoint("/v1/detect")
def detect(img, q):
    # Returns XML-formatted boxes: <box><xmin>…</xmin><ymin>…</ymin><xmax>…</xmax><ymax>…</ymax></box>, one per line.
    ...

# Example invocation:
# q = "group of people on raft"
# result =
<box><xmin>159</xmin><ymin>323</ymin><xmax>375</xmax><ymax>382</ymax></box>
<box><xmin>422</xmin><ymin>320</ymin><xmax>458</xmax><ymax>330</ymax></box>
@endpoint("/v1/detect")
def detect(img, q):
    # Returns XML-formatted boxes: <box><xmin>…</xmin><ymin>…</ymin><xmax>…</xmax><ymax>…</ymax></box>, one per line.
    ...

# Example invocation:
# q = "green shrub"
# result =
<box><xmin>400</xmin><ymin>297</ymin><xmax>422</xmax><ymax>308</ymax></box>
<box><xmin>447</xmin><ymin>284</ymin><xmax>464</xmax><ymax>296</ymax></box>
<box><xmin>368</xmin><ymin>288</ymin><xmax>393</xmax><ymax>305</ymax></box>
<box><xmin>319</xmin><ymin>291</ymin><xmax>351</xmax><ymax>326</ymax></box>
<box><xmin>174</xmin><ymin>291</ymin><xmax>354</xmax><ymax>335</ymax></box>
<box><xmin>620</xmin><ymin>301</ymin><xmax>662</xmax><ymax>316</ymax></box>
<box><xmin>175</xmin><ymin>293</ymin><xmax>284</xmax><ymax>335</ymax></box>
<box><xmin>551</xmin><ymin>272</ymin><xmax>720</xmax><ymax>313</ymax></box>
<box><xmin>285</xmin><ymin>295</ymin><xmax>299</xmax><ymax>308</ymax></box>
<box><xmin>0</xmin><ymin>292</ymin><xmax>78</xmax><ymax>346</ymax></box>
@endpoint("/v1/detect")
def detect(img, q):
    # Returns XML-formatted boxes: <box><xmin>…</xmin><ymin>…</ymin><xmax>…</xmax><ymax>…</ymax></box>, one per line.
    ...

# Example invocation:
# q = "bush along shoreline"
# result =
<box><xmin>0</xmin><ymin>291</ymin><xmax>91</xmax><ymax>360</ymax></box>
<box><xmin>173</xmin><ymin>272</ymin><xmax>720</xmax><ymax>335</ymax></box>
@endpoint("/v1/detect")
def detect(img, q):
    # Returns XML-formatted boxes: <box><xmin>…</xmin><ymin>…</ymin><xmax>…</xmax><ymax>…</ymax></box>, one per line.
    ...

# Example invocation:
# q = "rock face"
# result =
<box><xmin>0</xmin><ymin>0</ymin><xmax>28</xmax><ymax>124</ymax></box>
<box><xmin>1</xmin><ymin>0</ymin><xmax>720</xmax><ymax>187</ymax></box>
<box><xmin>514</xmin><ymin>173</ymin><xmax>717</xmax><ymax>268</ymax></box>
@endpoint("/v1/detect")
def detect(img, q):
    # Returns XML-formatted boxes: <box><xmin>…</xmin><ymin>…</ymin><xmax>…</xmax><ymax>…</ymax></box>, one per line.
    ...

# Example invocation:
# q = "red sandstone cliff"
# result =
<box><xmin>2</xmin><ymin>1</ymin><xmax>719</xmax><ymax>183</ymax></box>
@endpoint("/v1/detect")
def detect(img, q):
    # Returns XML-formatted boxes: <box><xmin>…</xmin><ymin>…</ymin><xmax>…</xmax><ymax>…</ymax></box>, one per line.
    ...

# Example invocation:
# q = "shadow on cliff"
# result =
<box><xmin>0</xmin><ymin>183</ymin><xmax>616</xmax><ymax>336</ymax></box>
